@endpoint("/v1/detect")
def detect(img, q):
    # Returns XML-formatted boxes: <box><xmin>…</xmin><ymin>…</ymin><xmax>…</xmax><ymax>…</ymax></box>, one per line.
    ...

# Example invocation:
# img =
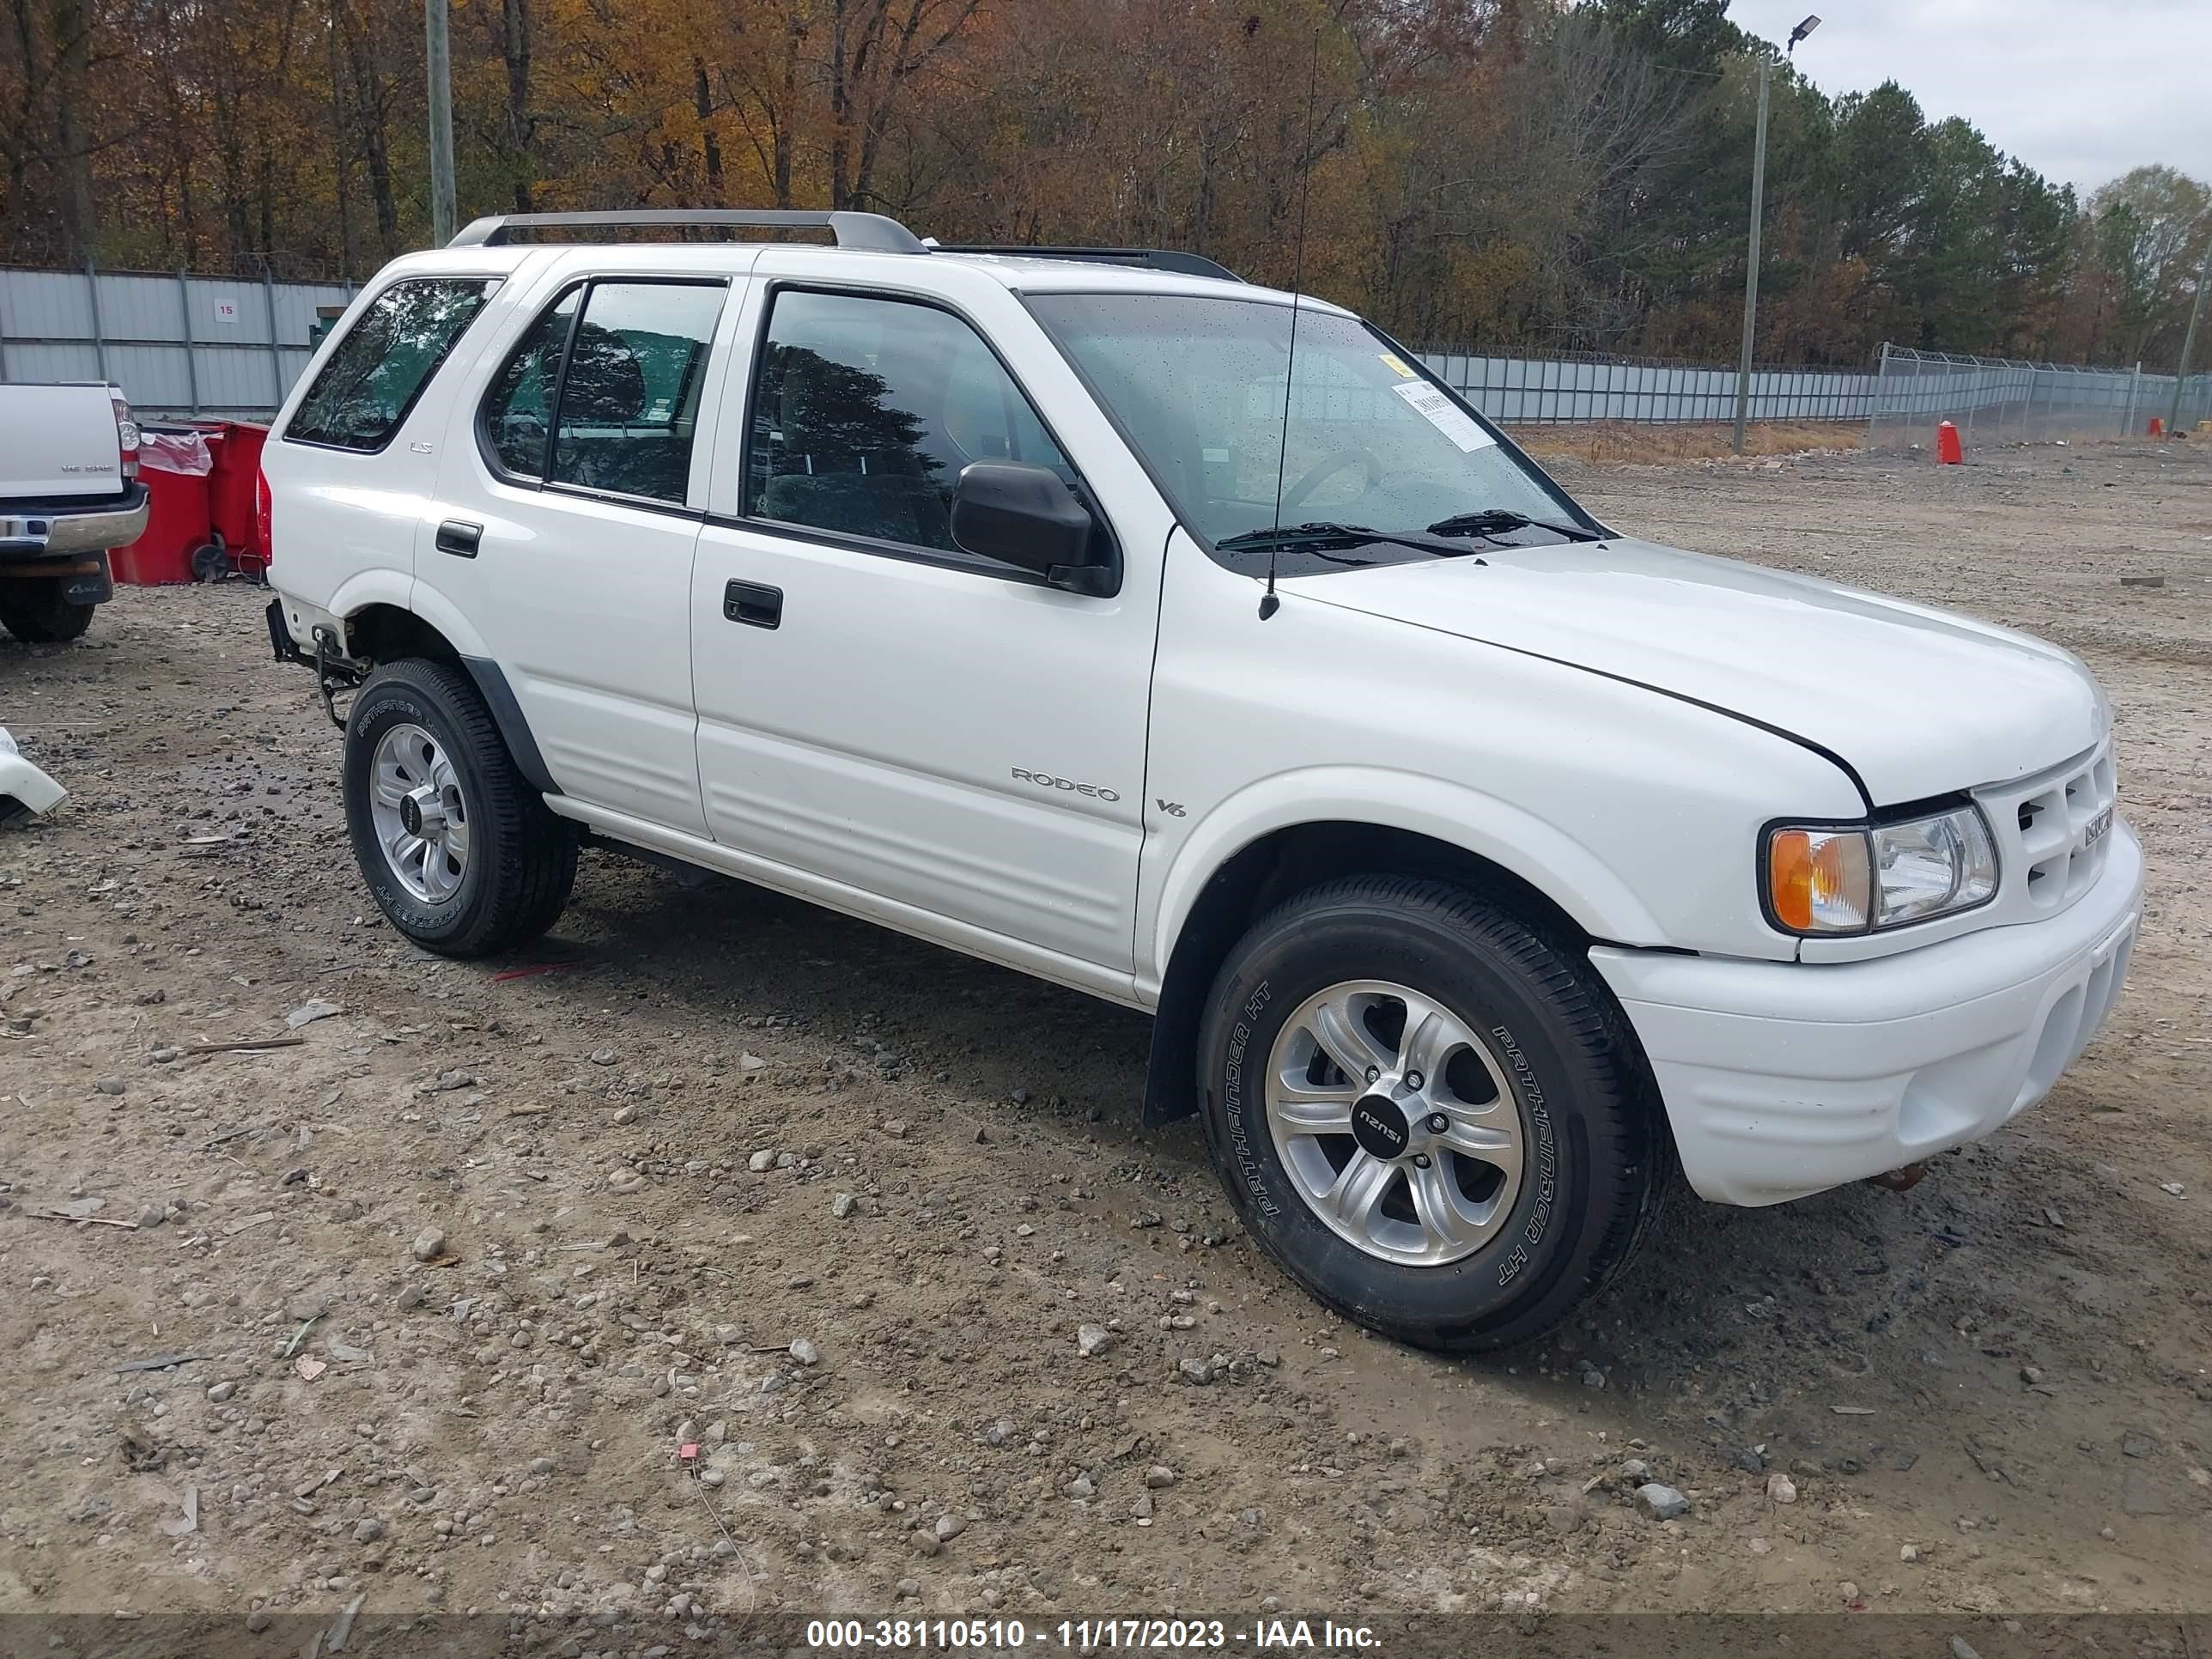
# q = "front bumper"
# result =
<box><xmin>0</xmin><ymin>483</ymin><xmax>149</xmax><ymax>558</ymax></box>
<box><xmin>1592</xmin><ymin>822</ymin><xmax>2143</xmax><ymax>1206</ymax></box>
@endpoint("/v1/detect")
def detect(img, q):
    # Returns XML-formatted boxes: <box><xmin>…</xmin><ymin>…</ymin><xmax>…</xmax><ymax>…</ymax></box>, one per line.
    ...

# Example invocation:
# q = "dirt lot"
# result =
<box><xmin>2</xmin><ymin>438</ymin><xmax>2208</xmax><ymax>1638</ymax></box>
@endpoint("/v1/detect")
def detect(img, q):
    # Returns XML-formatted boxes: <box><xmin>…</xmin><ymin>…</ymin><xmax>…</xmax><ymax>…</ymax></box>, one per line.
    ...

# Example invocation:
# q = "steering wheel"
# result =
<box><xmin>1279</xmin><ymin>448</ymin><xmax>1382</xmax><ymax>514</ymax></box>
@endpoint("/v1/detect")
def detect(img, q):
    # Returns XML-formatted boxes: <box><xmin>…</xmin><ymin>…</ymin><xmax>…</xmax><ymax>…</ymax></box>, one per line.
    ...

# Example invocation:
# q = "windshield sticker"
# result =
<box><xmin>1389</xmin><ymin>380</ymin><xmax>1496</xmax><ymax>452</ymax></box>
<box><xmin>1377</xmin><ymin>351</ymin><xmax>1418</xmax><ymax>379</ymax></box>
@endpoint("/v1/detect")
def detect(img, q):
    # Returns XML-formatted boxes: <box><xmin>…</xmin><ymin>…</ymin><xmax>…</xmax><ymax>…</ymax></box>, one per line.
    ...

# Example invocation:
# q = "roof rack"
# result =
<box><xmin>928</xmin><ymin>245</ymin><xmax>1244</xmax><ymax>283</ymax></box>
<box><xmin>447</xmin><ymin>209</ymin><xmax>927</xmax><ymax>254</ymax></box>
<box><xmin>441</xmin><ymin>212</ymin><xmax>1243</xmax><ymax>283</ymax></box>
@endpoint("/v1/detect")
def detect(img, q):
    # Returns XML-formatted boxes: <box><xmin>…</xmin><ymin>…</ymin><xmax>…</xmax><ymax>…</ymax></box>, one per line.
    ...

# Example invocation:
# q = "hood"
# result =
<box><xmin>1294</xmin><ymin>538</ymin><xmax>2104</xmax><ymax>807</ymax></box>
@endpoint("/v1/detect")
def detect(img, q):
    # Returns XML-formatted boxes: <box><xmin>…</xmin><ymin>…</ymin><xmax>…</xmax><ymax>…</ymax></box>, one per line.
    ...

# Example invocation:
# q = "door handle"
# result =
<box><xmin>722</xmin><ymin>579</ymin><xmax>783</xmax><ymax>629</ymax></box>
<box><xmin>435</xmin><ymin>520</ymin><xmax>483</xmax><ymax>558</ymax></box>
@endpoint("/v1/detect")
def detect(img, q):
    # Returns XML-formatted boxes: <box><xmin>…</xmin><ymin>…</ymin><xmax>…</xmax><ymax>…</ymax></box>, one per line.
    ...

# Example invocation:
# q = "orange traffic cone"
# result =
<box><xmin>1935</xmin><ymin>420</ymin><xmax>1963</xmax><ymax>465</ymax></box>
<box><xmin>2148</xmin><ymin>416</ymin><xmax>2165</xmax><ymax>437</ymax></box>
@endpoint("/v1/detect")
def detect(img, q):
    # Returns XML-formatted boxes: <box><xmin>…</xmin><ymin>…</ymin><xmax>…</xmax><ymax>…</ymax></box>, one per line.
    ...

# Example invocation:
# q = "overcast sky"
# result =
<box><xmin>1726</xmin><ymin>0</ymin><xmax>2212</xmax><ymax>198</ymax></box>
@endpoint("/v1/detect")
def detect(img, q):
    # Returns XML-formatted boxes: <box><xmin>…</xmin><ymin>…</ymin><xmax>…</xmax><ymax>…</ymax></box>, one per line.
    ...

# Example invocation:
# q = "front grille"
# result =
<box><xmin>1976</xmin><ymin>738</ymin><xmax>2118</xmax><ymax>919</ymax></box>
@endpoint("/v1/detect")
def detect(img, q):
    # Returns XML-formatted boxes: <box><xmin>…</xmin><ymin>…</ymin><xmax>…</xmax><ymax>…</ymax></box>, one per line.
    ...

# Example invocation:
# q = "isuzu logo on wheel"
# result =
<box><xmin>1351</xmin><ymin>1096</ymin><xmax>1411</xmax><ymax>1160</ymax></box>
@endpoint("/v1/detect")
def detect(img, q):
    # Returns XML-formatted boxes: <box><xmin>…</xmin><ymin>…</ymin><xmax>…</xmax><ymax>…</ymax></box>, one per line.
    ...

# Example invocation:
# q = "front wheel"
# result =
<box><xmin>343</xmin><ymin>658</ymin><xmax>576</xmax><ymax>957</ymax></box>
<box><xmin>1196</xmin><ymin>876</ymin><xmax>1665</xmax><ymax>1352</ymax></box>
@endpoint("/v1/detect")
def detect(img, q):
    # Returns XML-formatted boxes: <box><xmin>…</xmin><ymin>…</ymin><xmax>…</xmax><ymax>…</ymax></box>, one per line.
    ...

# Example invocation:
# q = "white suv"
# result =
<box><xmin>263</xmin><ymin>210</ymin><xmax>2140</xmax><ymax>1350</ymax></box>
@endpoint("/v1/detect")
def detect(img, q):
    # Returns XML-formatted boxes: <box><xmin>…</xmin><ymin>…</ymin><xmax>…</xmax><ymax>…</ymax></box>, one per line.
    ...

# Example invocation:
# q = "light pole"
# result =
<box><xmin>1734</xmin><ymin>15</ymin><xmax>1820</xmax><ymax>454</ymax></box>
<box><xmin>2168</xmin><ymin>222</ymin><xmax>2210</xmax><ymax>435</ymax></box>
<box><xmin>425</xmin><ymin>0</ymin><xmax>457</xmax><ymax>246</ymax></box>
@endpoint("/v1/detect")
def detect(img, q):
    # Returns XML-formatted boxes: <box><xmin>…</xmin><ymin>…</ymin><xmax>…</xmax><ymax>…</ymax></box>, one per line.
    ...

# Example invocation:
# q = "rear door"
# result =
<box><xmin>419</xmin><ymin>262</ymin><xmax>744</xmax><ymax>834</ymax></box>
<box><xmin>689</xmin><ymin>266</ymin><xmax>1172</xmax><ymax>983</ymax></box>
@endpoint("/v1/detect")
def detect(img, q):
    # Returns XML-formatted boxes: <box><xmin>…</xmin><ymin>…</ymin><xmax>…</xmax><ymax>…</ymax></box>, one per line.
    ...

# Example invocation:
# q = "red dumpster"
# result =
<box><xmin>109</xmin><ymin>428</ymin><xmax>213</xmax><ymax>585</ymax></box>
<box><xmin>200</xmin><ymin>421</ymin><xmax>270</xmax><ymax>580</ymax></box>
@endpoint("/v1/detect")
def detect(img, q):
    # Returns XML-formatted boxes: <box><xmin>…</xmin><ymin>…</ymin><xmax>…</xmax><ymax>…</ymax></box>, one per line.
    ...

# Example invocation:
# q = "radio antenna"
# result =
<box><xmin>1260</xmin><ymin>26</ymin><xmax>1322</xmax><ymax>623</ymax></box>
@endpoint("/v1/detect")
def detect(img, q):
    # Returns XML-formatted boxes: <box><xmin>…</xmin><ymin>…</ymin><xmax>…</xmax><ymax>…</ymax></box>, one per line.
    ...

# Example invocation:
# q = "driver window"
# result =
<box><xmin>744</xmin><ymin>289</ymin><xmax>1075</xmax><ymax>553</ymax></box>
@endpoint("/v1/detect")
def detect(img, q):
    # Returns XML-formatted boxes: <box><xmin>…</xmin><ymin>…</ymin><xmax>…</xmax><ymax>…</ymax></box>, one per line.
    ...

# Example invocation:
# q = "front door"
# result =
<box><xmin>690</xmin><ymin>279</ymin><xmax>1164</xmax><ymax>978</ymax></box>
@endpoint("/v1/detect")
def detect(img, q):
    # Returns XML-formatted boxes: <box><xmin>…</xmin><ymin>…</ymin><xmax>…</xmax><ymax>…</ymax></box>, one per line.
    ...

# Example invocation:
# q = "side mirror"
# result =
<box><xmin>950</xmin><ymin>461</ymin><xmax>1111</xmax><ymax>594</ymax></box>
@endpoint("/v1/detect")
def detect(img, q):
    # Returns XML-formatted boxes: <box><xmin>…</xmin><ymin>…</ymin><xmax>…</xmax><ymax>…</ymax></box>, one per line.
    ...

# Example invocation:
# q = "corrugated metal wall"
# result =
<box><xmin>15</xmin><ymin>264</ymin><xmax>2192</xmax><ymax>441</ymax></box>
<box><xmin>0</xmin><ymin>265</ymin><xmax>356</xmax><ymax>417</ymax></box>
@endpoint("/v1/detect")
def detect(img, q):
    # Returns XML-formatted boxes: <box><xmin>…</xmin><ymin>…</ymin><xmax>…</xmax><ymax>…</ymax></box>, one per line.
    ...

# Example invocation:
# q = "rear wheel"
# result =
<box><xmin>1196</xmin><ymin>875</ymin><xmax>1664</xmax><ymax>1352</ymax></box>
<box><xmin>343</xmin><ymin>658</ymin><xmax>576</xmax><ymax>957</ymax></box>
<box><xmin>0</xmin><ymin>579</ymin><xmax>95</xmax><ymax>643</ymax></box>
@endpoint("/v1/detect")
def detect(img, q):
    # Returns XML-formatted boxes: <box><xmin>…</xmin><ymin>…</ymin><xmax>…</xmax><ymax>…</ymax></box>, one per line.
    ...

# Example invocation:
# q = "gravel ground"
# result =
<box><xmin>1</xmin><ymin>437</ymin><xmax>2207</xmax><ymax>1635</ymax></box>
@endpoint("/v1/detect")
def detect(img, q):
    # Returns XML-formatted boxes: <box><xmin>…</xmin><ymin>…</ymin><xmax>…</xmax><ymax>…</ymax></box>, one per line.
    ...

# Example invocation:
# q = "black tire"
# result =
<box><xmin>1195</xmin><ymin>876</ymin><xmax>1666</xmax><ymax>1352</ymax></box>
<box><xmin>0</xmin><ymin>579</ymin><xmax>95</xmax><ymax>643</ymax></box>
<box><xmin>343</xmin><ymin>658</ymin><xmax>576</xmax><ymax>957</ymax></box>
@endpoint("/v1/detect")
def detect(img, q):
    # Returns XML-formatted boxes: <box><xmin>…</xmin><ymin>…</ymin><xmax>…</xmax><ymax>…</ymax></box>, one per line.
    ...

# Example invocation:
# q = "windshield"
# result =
<box><xmin>1025</xmin><ymin>292</ymin><xmax>1592</xmax><ymax>571</ymax></box>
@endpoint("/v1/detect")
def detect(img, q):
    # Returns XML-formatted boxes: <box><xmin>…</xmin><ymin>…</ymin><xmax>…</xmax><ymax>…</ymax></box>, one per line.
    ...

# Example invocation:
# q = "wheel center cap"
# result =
<box><xmin>1350</xmin><ymin>1092</ymin><xmax>1411</xmax><ymax>1161</ymax></box>
<box><xmin>398</xmin><ymin>794</ymin><xmax>423</xmax><ymax>836</ymax></box>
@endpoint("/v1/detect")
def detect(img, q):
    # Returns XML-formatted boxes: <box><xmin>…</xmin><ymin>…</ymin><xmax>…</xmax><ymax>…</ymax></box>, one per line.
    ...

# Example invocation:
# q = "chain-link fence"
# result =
<box><xmin>1865</xmin><ymin>343</ymin><xmax>2212</xmax><ymax>447</ymax></box>
<box><xmin>1416</xmin><ymin>346</ymin><xmax>1876</xmax><ymax>425</ymax></box>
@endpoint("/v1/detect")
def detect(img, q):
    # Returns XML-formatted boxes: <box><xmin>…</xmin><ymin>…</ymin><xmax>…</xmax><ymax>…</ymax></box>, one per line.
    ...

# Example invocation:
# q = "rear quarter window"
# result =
<box><xmin>285</xmin><ymin>276</ymin><xmax>498</xmax><ymax>453</ymax></box>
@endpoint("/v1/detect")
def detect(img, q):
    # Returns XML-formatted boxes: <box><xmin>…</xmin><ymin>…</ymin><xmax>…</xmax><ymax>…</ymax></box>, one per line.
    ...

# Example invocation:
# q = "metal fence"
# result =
<box><xmin>1413</xmin><ymin>341</ymin><xmax>2212</xmax><ymax>443</ymax></box>
<box><xmin>0</xmin><ymin>263</ymin><xmax>356</xmax><ymax>417</ymax></box>
<box><xmin>1418</xmin><ymin>346</ymin><xmax>1879</xmax><ymax>425</ymax></box>
<box><xmin>8</xmin><ymin>260</ymin><xmax>2210</xmax><ymax>444</ymax></box>
<box><xmin>1865</xmin><ymin>343</ymin><xmax>2212</xmax><ymax>447</ymax></box>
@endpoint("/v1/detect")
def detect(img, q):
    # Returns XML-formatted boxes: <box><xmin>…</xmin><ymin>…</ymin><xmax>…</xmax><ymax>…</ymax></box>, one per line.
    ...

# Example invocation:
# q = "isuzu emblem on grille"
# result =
<box><xmin>2081</xmin><ymin>805</ymin><xmax>2113</xmax><ymax>850</ymax></box>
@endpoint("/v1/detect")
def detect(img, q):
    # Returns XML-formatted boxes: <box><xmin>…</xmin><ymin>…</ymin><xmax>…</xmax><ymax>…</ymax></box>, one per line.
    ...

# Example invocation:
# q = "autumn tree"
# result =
<box><xmin>0</xmin><ymin>0</ymin><xmax>2195</xmax><ymax>366</ymax></box>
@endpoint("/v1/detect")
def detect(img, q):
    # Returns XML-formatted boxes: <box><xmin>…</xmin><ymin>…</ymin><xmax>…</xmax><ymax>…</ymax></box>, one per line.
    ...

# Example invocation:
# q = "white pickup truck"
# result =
<box><xmin>264</xmin><ymin>213</ymin><xmax>2140</xmax><ymax>1350</ymax></box>
<box><xmin>0</xmin><ymin>382</ymin><xmax>148</xmax><ymax>641</ymax></box>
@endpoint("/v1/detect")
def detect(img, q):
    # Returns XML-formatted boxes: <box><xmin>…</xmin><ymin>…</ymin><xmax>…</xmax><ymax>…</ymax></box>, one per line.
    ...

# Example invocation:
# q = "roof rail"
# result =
<box><xmin>447</xmin><ymin>209</ymin><xmax>927</xmax><ymax>254</ymax></box>
<box><xmin>927</xmin><ymin>245</ymin><xmax>1245</xmax><ymax>283</ymax></box>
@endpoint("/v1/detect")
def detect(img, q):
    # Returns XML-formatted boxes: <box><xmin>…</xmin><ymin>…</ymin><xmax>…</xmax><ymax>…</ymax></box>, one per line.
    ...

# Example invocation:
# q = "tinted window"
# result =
<box><xmin>481</xmin><ymin>286</ymin><xmax>581</xmax><ymax>478</ymax></box>
<box><xmin>745</xmin><ymin>289</ymin><xmax>1076</xmax><ymax>553</ymax></box>
<box><xmin>548</xmin><ymin>281</ymin><xmax>726</xmax><ymax>505</ymax></box>
<box><xmin>288</xmin><ymin>277</ymin><xmax>495</xmax><ymax>452</ymax></box>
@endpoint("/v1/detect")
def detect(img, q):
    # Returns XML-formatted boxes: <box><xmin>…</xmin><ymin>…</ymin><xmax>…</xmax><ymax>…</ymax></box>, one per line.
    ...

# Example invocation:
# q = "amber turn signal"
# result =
<box><xmin>1765</xmin><ymin>827</ymin><xmax>1872</xmax><ymax>934</ymax></box>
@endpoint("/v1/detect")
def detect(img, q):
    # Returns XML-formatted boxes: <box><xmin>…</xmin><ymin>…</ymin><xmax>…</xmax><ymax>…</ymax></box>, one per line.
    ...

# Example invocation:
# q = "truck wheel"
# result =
<box><xmin>1195</xmin><ymin>876</ymin><xmax>1665</xmax><ymax>1352</ymax></box>
<box><xmin>0</xmin><ymin>579</ymin><xmax>95</xmax><ymax>643</ymax></box>
<box><xmin>343</xmin><ymin>659</ymin><xmax>576</xmax><ymax>957</ymax></box>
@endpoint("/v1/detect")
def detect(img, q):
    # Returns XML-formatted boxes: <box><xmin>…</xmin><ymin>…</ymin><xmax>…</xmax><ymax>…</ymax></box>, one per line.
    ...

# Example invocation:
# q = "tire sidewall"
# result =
<box><xmin>344</xmin><ymin>670</ymin><xmax>497</xmax><ymax>948</ymax></box>
<box><xmin>0</xmin><ymin>579</ymin><xmax>94</xmax><ymax>642</ymax></box>
<box><xmin>1198</xmin><ymin>896</ymin><xmax>1614</xmax><ymax>1347</ymax></box>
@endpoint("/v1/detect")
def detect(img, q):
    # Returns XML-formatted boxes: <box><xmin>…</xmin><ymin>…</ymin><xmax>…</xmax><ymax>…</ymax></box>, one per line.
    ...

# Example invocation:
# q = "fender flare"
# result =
<box><xmin>1134</xmin><ymin>769</ymin><xmax>1670</xmax><ymax>1127</ymax></box>
<box><xmin>340</xmin><ymin>575</ymin><xmax>560</xmax><ymax>797</ymax></box>
<box><xmin>326</xmin><ymin>567</ymin><xmax>430</xmax><ymax>643</ymax></box>
<box><xmin>386</xmin><ymin>574</ymin><xmax>491</xmax><ymax>660</ymax></box>
<box><xmin>1144</xmin><ymin>766</ymin><xmax>1667</xmax><ymax>990</ymax></box>
<box><xmin>457</xmin><ymin>654</ymin><xmax>560</xmax><ymax>797</ymax></box>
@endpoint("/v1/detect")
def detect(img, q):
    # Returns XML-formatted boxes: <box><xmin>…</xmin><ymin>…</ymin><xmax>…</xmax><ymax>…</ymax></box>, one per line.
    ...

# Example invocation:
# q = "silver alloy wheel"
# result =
<box><xmin>368</xmin><ymin>722</ymin><xmax>471</xmax><ymax>904</ymax></box>
<box><xmin>1264</xmin><ymin>979</ymin><xmax>1526</xmax><ymax>1267</ymax></box>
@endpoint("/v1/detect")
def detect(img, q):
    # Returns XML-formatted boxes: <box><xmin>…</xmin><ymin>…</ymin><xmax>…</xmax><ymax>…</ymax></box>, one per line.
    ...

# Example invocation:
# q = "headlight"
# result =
<box><xmin>1765</xmin><ymin>805</ymin><xmax>1997</xmax><ymax>935</ymax></box>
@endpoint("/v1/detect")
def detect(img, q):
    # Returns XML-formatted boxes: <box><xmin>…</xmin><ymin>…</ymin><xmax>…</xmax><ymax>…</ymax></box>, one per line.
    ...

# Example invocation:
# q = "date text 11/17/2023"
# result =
<box><xmin>803</xmin><ymin>1618</ymin><xmax>1382</xmax><ymax>1650</ymax></box>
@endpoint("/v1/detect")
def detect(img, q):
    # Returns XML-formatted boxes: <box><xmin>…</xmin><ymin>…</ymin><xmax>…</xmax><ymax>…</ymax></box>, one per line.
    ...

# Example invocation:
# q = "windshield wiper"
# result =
<box><xmin>1218</xmin><ymin>522</ymin><xmax>1485</xmax><ymax>560</ymax></box>
<box><xmin>1425</xmin><ymin>509</ymin><xmax>1600</xmax><ymax>543</ymax></box>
